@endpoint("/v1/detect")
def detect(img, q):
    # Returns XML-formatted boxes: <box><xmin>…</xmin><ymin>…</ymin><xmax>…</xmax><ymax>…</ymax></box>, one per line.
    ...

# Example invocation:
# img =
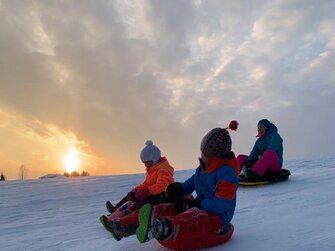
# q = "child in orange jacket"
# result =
<box><xmin>100</xmin><ymin>140</ymin><xmax>175</xmax><ymax>240</ymax></box>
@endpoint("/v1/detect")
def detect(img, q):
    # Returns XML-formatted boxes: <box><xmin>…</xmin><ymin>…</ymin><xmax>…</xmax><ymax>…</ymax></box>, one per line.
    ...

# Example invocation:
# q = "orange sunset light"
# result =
<box><xmin>64</xmin><ymin>148</ymin><xmax>79</xmax><ymax>173</ymax></box>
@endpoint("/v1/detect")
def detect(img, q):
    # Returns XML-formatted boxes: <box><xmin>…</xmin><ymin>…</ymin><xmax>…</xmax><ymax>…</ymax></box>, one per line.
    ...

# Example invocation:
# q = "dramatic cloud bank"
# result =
<box><xmin>0</xmin><ymin>0</ymin><xmax>334</xmax><ymax>179</ymax></box>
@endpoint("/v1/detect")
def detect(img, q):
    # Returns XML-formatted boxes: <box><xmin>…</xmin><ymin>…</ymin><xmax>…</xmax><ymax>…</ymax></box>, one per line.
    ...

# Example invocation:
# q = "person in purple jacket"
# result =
<box><xmin>237</xmin><ymin>119</ymin><xmax>283</xmax><ymax>180</ymax></box>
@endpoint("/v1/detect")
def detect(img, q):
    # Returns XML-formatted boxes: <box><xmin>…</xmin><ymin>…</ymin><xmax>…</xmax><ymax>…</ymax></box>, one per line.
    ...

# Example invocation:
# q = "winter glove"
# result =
<box><xmin>174</xmin><ymin>197</ymin><xmax>201</xmax><ymax>213</ymax></box>
<box><xmin>245</xmin><ymin>160</ymin><xmax>255</xmax><ymax>168</ymax></box>
<box><xmin>134</xmin><ymin>188</ymin><xmax>149</xmax><ymax>202</ymax></box>
<box><xmin>166</xmin><ymin>182</ymin><xmax>183</xmax><ymax>202</ymax></box>
<box><xmin>126</xmin><ymin>189</ymin><xmax>136</xmax><ymax>201</ymax></box>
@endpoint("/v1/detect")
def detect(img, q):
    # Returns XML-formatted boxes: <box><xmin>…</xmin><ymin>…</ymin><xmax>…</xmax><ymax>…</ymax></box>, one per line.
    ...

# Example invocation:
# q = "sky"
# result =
<box><xmin>1</xmin><ymin>158</ymin><xmax>335</xmax><ymax>250</ymax></box>
<box><xmin>0</xmin><ymin>0</ymin><xmax>335</xmax><ymax>179</ymax></box>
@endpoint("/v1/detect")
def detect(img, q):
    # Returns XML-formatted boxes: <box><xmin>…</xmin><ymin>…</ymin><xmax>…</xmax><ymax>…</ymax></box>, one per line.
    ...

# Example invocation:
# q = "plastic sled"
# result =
<box><xmin>239</xmin><ymin>169</ymin><xmax>291</xmax><ymax>186</ymax></box>
<box><xmin>158</xmin><ymin>223</ymin><xmax>234</xmax><ymax>250</ymax></box>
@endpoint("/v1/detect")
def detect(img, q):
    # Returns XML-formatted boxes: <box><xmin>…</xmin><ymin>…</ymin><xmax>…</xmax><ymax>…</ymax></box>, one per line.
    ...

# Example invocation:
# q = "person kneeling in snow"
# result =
<box><xmin>135</xmin><ymin>128</ymin><xmax>239</xmax><ymax>249</ymax></box>
<box><xmin>237</xmin><ymin>119</ymin><xmax>283</xmax><ymax>180</ymax></box>
<box><xmin>100</xmin><ymin>140</ymin><xmax>174</xmax><ymax>240</ymax></box>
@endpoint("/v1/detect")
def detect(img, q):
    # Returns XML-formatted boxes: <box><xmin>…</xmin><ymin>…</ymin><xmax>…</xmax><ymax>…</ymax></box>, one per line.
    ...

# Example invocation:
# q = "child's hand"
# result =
<box><xmin>245</xmin><ymin>160</ymin><xmax>255</xmax><ymax>168</ymax></box>
<box><xmin>174</xmin><ymin>197</ymin><xmax>201</xmax><ymax>213</ymax></box>
<box><xmin>126</xmin><ymin>189</ymin><xmax>136</xmax><ymax>201</ymax></box>
<box><xmin>166</xmin><ymin>182</ymin><xmax>182</xmax><ymax>202</ymax></box>
<box><xmin>134</xmin><ymin>188</ymin><xmax>149</xmax><ymax>202</ymax></box>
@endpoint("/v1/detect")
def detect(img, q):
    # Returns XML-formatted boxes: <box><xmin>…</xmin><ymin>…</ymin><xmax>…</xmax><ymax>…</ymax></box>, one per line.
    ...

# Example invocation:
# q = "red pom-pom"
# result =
<box><xmin>228</xmin><ymin>120</ymin><xmax>239</xmax><ymax>131</ymax></box>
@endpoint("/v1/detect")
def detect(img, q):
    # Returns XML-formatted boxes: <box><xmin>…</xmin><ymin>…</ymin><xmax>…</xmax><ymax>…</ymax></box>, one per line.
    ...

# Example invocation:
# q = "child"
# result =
<box><xmin>237</xmin><ymin>119</ymin><xmax>283</xmax><ymax>180</ymax></box>
<box><xmin>135</xmin><ymin>128</ymin><xmax>239</xmax><ymax>249</ymax></box>
<box><xmin>100</xmin><ymin>140</ymin><xmax>174</xmax><ymax>240</ymax></box>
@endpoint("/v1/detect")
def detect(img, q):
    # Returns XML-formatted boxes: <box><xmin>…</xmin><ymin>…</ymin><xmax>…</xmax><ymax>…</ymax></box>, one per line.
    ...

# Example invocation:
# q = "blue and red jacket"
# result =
<box><xmin>180</xmin><ymin>154</ymin><xmax>239</xmax><ymax>227</ymax></box>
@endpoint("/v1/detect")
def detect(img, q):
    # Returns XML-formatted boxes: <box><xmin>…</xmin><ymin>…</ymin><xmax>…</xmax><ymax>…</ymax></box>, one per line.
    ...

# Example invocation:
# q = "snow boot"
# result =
<box><xmin>136</xmin><ymin>204</ymin><xmax>172</xmax><ymax>243</ymax></box>
<box><xmin>99</xmin><ymin>215</ymin><xmax>123</xmax><ymax>241</ymax></box>
<box><xmin>244</xmin><ymin>166</ymin><xmax>268</xmax><ymax>181</ymax></box>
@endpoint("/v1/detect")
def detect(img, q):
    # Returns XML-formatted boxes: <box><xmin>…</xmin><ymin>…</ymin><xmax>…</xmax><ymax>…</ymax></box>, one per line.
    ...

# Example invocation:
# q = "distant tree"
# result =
<box><xmin>81</xmin><ymin>171</ymin><xmax>90</xmax><ymax>176</ymax></box>
<box><xmin>0</xmin><ymin>172</ymin><xmax>5</xmax><ymax>181</ymax></box>
<box><xmin>63</xmin><ymin>171</ymin><xmax>90</xmax><ymax>178</ymax></box>
<box><xmin>18</xmin><ymin>165</ymin><xmax>28</xmax><ymax>180</ymax></box>
<box><xmin>70</xmin><ymin>171</ymin><xmax>80</xmax><ymax>177</ymax></box>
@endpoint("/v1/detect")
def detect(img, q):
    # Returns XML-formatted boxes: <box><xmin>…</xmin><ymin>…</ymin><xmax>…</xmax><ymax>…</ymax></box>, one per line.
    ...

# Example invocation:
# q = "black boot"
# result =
<box><xmin>99</xmin><ymin>216</ymin><xmax>123</xmax><ymax>241</ymax></box>
<box><xmin>247</xmin><ymin>169</ymin><xmax>267</xmax><ymax>181</ymax></box>
<box><xmin>242</xmin><ymin>165</ymin><xmax>251</xmax><ymax>179</ymax></box>
<box><xmin>106</xmin><ymin>201</ymin><xmax>116</xmax><ymax>213</ymax></box>
<box><xmin>154</xmin><ymin>218</ymin><xmax>173</xmax><ymax>240</ymax></box>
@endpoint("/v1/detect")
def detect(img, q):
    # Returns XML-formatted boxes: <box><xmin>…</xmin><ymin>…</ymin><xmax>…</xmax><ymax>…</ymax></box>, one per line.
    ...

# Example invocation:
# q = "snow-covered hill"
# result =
<box><xmin>1</xmin><ymin>158</ymin><xmax>335</xmax><ymax>251</ymax></box>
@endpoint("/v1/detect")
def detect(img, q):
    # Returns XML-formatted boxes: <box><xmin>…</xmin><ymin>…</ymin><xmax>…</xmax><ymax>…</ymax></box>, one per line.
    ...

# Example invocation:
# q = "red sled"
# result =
<box><xmin>158</xmin><ymin>223</ymin><xmax>234</xmax><ymax>250</ymax></box>
<box><xmin>106</xmin><ymin>201</ymin><xmax>138</xmax><ymax>221</ymax></box>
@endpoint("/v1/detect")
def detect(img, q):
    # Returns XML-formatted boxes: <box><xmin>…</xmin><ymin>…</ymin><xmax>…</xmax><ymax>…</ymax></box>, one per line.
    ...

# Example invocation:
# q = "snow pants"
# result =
<box><xmin>237</xmin><ymin>150</ymin><xmax>281</xmax><ymax>176</ymax></box>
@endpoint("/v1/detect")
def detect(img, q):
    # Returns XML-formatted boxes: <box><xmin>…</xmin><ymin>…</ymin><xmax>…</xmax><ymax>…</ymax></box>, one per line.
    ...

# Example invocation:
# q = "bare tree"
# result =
<box><xmin>18</xmin><ymin>165</ymin><xmax>28</xmax><ymax>180</ymax></box>
<box><xmin>81</xmin><ymin>171</ymin><xmax>90</xmax><ymax>176</ymax></box>
<box><xmin>0</xmin><ymin>171</ymin><xmax>5</xmax><ymax>181</ymax></box>
<box><xmin>70</xmin><ymin>171</ymin><xmax>80</xmax><ymax>177</ymax></box>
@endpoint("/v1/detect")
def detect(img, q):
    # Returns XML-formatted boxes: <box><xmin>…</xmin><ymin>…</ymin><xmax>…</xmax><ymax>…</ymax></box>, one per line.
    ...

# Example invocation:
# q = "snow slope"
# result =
<box><xmin>1</xmin><ymin>158</ymin><xmax>335</xmax><ymax>251</ymax></box>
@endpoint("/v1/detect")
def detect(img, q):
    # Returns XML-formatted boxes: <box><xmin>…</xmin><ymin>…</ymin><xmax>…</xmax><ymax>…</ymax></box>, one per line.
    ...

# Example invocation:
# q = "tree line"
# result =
<box><xmin>0</xmin><ymin>171</ymin><xmax>5</xmax><ymax>181</ymax></box>
<box><xmin>63</xmin><ymin>170</ymin><xmax>90</xmax><ymax>177</ymax></box>
<box><xmin>0</xmin><ymin>166</ymin><xmax>91</xmax><ymax>181</ymax></box>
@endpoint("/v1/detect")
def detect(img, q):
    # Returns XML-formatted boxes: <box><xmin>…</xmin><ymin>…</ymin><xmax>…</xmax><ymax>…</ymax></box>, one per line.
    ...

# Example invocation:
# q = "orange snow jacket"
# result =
<box><xmin>135</xmin><ymin>157</ymin><xmax>174</xmax><ymax>195</ymax></box>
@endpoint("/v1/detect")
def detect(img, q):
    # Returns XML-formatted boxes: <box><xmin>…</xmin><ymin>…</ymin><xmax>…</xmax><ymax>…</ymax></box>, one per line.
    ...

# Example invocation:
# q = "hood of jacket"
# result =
<box><xmin>200</xmin><ymin>152</ymin><xmax>239</xmax><ymax>174</ymax></box>
<box><xmin>146</xmin><ymin>157</ymin><xmax>174</xmax><ymax>175</ymax></box>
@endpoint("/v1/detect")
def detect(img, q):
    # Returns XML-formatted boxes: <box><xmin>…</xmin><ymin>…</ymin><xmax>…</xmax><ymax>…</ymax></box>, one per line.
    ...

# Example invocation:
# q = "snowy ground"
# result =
<box><xmin>1</xmin><ymin>158</ymin><xmax>335</xmax><ymax>251</ymax></box>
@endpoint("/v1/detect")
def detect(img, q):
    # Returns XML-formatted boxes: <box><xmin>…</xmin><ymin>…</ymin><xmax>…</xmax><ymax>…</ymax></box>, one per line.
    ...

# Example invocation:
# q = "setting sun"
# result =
<box><xmin>64</xmin><ymin>148</ymin><xmax>79</xmax><ymax>173</ymax></box>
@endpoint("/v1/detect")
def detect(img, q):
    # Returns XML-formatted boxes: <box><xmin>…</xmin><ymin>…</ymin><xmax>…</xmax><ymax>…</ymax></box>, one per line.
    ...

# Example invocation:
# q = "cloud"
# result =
<box><xmin>0</xmin><ymin>0</ymin><xmax>334</xmax><ymax>178</ymax></box>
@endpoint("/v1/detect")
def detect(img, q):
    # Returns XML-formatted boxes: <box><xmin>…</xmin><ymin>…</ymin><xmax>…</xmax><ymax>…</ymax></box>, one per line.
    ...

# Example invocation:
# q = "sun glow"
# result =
<box><xmin>64</xmin><ymin>148</ymin><xmax>79</xmax><ymax>173</ymax></box>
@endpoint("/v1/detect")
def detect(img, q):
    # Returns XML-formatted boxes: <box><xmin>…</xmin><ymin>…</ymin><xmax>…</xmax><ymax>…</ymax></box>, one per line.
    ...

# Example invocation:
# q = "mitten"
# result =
<box><xmin>245</xmin><ymin>160</ymin><xmax>255</xmax><ymax>168</ymax></box>
<box><xmin>182</xmin><ymin>198</ymin><xmax>201</xmax><ymax>211</ymax></box>
<box><xmin>126</xmin><ymin>189</ymin><xmax>136</xmax><ymax>201</ymax></box>
<box><xmin>134</xmin><ymin>188</ymin><xmax>149</xmax><ymax>202</ymax></box>
<box><xmin>166</xmin><ymin>182</ymin><xmax>183</xmax><ymax>202</ymax></box>
<box><xmin>174</xmin><ymin>197</ymin><xmax>201</xmax><ymax>213</ymax></box>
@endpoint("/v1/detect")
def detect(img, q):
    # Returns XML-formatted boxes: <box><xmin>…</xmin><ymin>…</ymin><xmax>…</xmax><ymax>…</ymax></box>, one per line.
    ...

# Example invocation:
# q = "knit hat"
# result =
<box><xmin>257</xmin><ymin>119</ymin><xmax>272</xmax><ymax>128</ymax></box>
<box><xmin>140</xmin><ymin>140</ymin><xmax>161</xmax><ymax>164</ymax></box>
<box><xmin>200</xmin><ymin>128</ymin><xmax>232</xmax><ymax>159</ymax></box>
